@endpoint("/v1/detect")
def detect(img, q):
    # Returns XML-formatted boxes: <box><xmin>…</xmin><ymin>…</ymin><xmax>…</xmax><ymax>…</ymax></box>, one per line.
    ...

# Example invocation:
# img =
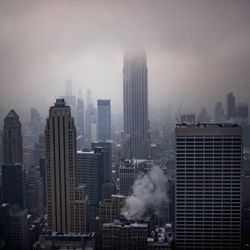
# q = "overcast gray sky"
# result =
<box><xmin>0</xmin><ymin>0</ymin><xmax>249</xmax><ymax>122</ymax></box>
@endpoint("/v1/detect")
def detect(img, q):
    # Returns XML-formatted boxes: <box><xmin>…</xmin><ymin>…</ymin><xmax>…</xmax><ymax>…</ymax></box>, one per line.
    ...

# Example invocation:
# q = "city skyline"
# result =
<box><xmin>0</xmin><ymin>0</ymin><xmax>249</xmax><ymax>121</ymax></box>
<box><xmin>0</xmin><ymin>1</ymin><xmax>250</xmax><ymax>249</ymax></box>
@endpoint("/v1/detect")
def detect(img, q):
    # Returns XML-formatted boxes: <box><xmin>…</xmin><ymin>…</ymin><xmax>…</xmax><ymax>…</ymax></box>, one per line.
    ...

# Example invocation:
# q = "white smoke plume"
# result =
<box><xmin>121</xmin><ymin>165</ymin><xmax>168</xmax><ymax>220</ymax></box>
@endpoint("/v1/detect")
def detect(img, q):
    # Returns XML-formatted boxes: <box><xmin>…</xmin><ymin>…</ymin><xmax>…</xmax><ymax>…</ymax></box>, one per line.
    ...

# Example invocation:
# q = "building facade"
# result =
<box><xmin>102</xmin><ymin>220</ymin><xmax>148</xmax><ymax>250</ymax></box>
<box><xmin>97</xmin><ymin>99</ymin><xmax>111</xmax><ymax>141</ymax></box>
<box><xmin>227</xmin><ymin>92</ymin><xmax>236</xmax><ymax>119</ymax></box>
<box><xmin>45</xmin><ymin>99</ymin><xmax>77</xmax><ymax>233</ymax></box>
<box><xmin>119</xmin><ymin>163</ymin><xmax>136</xmax><ymax>196</ymax></box>
<box><xmin>92</xmin><ymin>141</ymin><xmax>112</xmax><ymax>183</ymax></box>
<box><xmin>99</xmin><ymin>195</ymin><xmax>126</xmax><ymax>225</ymax></box>
<box><xmin>175</xmin><ymin>123</ymin><xmax>242</xmax><ymax>249</ymax></box>
<box><xmin>123</xmin><ymin>47</ymin><xmax>150</xmax><ymax>159</ymax></box>
<box><xmin>76</xmin><ymin>148</ymin><xmax>104</xmax><ymax>207</ymax></box>
<box><xmin>2</xmin><ymin>164</ymin><xmax>26</xmax><ymax>209</ymax></box>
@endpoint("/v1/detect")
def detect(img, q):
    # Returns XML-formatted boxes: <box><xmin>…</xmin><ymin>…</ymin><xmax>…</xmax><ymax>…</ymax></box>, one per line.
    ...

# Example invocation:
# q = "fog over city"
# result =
<box><xmin>0</xmin><ymin>0</ymin><xmax>249</xmax><ymax>122</ymax></box>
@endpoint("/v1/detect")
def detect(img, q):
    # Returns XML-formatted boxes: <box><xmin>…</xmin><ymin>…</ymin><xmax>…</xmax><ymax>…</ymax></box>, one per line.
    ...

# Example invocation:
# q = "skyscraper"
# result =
<box><xmin>97</xmin><ymin>99</ymin><xmax>111</xmax><ymax>141</ymax></box>
<box><xmin>2</xmin><ymin>164</ymin><xmax>26</xmax><ymax>209</ymax></box>
<box><xmin>76</xmin><ymin>147</ymin><xmax>104</xmax><ymax>230</ymax></box>
<box><xmin>236</xmin><ymin>102</ymin><xmax>248</xmax><ymax>125</ymax></box>
<box><xmin>76</xmin><ymin>148</ymin><xmax>104</xmax><ymax>207</ymax></box>
<box><xmin>2</xmin><ymin>109</ymin><xmax>25</xmax><ymax>210</ymax></box>
<box><xmin>99</xmin><ymin>195</ymin><xmax>126</xmax><ymax>225</ymax></box>
<box><xmin>119</xmin><ymin>163</ymin><xmax>136</xmax><ymax>196</ymax></box>
<box><xmin>227</xmin><ymin>92</ymin><xmax>236</xmax><ymax>119</ymax></box>
<box><xmin>45</xmin><ymin>99</ymin><xmax>81</xmax><ymax>233</ymax></box>
<box><xmin>76</xmin><ymin>95</ymin><xmax>85</xmax><ymax>150</ymax></box>
<box><xmin>92</xmin><ymin>141</ymin><xmax>112</xmax><ymax>182</ymax></box>
<box><xmin>214</xmin><ymin>101</ymin><xmax>225</xmax><ymax>123</ymax></box>
<box><xmin>30</xmin><ymin>108</ymin><xmax>41</xmax><ymax>143</ymax></box>
<box><xmin>175</xmin><ymin>123</ymin><xmax>242</xmax><ymax>249</ymax></box>
<box><xmin>123</xmin><ymin>47</ymin><xmax>149</xmax><ymax>159</ymax></box>
<box><xmin>3</xmin><ymin>109</ymin><xmax>23</xmax><ymax>165</ymax></box>
<box><xmin>61</xmin><ymin>79</ymin><xmax>77</xmax><ymax>119</ymax></box>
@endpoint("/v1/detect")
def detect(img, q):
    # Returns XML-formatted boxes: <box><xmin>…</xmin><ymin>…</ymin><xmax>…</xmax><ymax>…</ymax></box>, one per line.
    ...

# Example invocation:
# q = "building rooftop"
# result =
<box><xmin>6</xmin><ymin>109</ymin><xmax>18</xmax><ymax>118</ymax></box>
<box><xmin>176</xmin><ymin>123</ymin><xmax>240</xmax><ymax>128</ymax></box>
<box><xmin>54</xmin><ymin>98</ymin><xmax>66</xmax><ymax>107</ymax></box>
<box><xmin>43</xmin><ymin>232</ymin><xmax>95</xmax><ymax>240</ymax></box>
<box><xmin>103</xmin><ymin>220</ymin><xmax>148</xmax><ymax>229</ymax></box>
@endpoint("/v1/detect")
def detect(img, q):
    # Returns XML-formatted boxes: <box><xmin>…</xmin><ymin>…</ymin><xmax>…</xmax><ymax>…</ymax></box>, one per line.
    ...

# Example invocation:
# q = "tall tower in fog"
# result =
<box><xmin>227</xmin><ymin>92</ymin><xmax>236</xmax><ymax>119</ymax></box>
<box><xmin>3</xmin><ymin>109</ymin><xmax>23</xmax><ymax>164</ymax></box>
<box><xmin>123</xmin><ymin>47</ymin><xmax>149</xmax><ymax>159</ymax></box>
<box><xmin>45</xmin><ymin>99</ymin><xmax>77</xmax><ymax>233</ymax></box>
<box><xmin>97</xmin><ymin>99</ymin><xmax>111</xmax><ymax>141</ymax></box>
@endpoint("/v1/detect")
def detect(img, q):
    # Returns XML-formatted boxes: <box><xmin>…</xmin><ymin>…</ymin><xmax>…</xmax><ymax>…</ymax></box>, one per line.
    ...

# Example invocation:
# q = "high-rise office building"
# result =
<box><xmin>175</xmin><ymin>123</ymin><xmax>242</xmax><ymax>249</ymax></box>
<box><xmin>3</xmin><ymin>109</ymin><xmax>23</xmax><ymax>165</ymax></box>
<box><xmin>0</xmin><ymin>130</ymin><xmax>3</xmax><ymax>167</ymax></box>
<box><xmin>2</xmin><ymin>164</ymin><xmax>26</xmax><ymax>209</ymax></box>
<box><xmin>0</xmin><ymin>204</ymin><xmax>29</xmax><ymax>250</ymax></box>
<box><xmin>61</xmin><ymin>79</ymin><xmax>77</xmax><ymax>119</ymax></box>
<box><xmin>74</xmin><ymin>185</ymin><xmax>88</xmax><ymax>234</ymax></box>
<box><xmin>45</xmin><ymin>98</ymin><xmax>87</xmax><ymax>233</ymax></box>
<box><xmin>85</xmin><ymin>102</ymin><xmax>96</xmax><ymax>149</ymax></box>
<box><xmin>30</xmin><ymin>108</ymin><xmax>41</xmax><ymax>143</ymax></box>
<box><xmin>99</xmin><ymin>195</ymin><xmax>126</xmax><ymax>225</ymax></box>
<box><xmin>236</xmin><ymin>102</ymin><xmax>248</xmax><ymax>125</ymax></box>
<box><xmin>123</xmin><ymin>47</ymin><xmax>150</xmax><ymax>159</ymax></box>
<box><xmin>76</xmin><ymin>95</ymin><xmax>85</xmax><ymax>150</ymax></box>
<box><xmin>227</xmin><ymin>92</ymin><xmax>236</xmax><ymax>119</ymax></box>
<box><xmin>26</xmin><ymin>166</ymin><xmax>43</xmax><ymax>218</ymax></box>
<box><xmin>119</xmin><ymin>163</ymin><xmax>136</xmax><ymax>196</ymax></box>
<box><xmin>9</xmin><ymin>208</ymin><xmax>28</xmax><ymax>250</ymax></box>
<box><xmin>76</xmin><ymin>148</ymin><xmax>104</xmax><ymax>231</ymax></box>
<box><xmin>97</xmin><ymin>99</ymin><xmax>111</xmax><ymax>141</ymax></box>
<box><xmin>197</xmin><ymin>107</ymin><xmax>210</xmax><ymax>123</ymax></box>
<box><xmin>76</xmin><ymin>148</ymin><xmax>104</xmax><ymax>207</ymax></box>
<box><xmin>92</xmin><ymin>141</ymin><xmax>112</xmax><ymax>183</ymax></box>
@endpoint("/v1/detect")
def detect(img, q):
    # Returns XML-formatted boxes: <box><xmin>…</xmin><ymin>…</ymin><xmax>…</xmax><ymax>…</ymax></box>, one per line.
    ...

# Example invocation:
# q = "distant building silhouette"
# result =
<box><xmin>123</xmin><ymin>47</ymin><xmax>150</xmax><ymax>159</ymax></box>
<box><xmin>197</xmin><ymin>107</ymin><xmax>210</xmax><ymax>123</ymax></box>
<box><xmin>227</xmin><ymin>92</ymin><xmax>236</xmax><ymax>119</ymax></box>
<box><xmin>180</xmin><ymin>113</ymin><xmax>196</xmax><ymax>123</ymax></box>
<box><xmin>76</xmin><ymin>95</ymin><xmax>85</xmax><ymax>150</ymax></box>
<box><xmin>85</xmin><ymin>100</ymin><xmax>96</xmax><ymax>149</ymax></box>
<box><xmin>30</xmin><ymin>108</ymin><xmax>41</xmax><ymax>143</ymax></box>
<box><xmin>214</xmin><ymin>101</ymin><xmax>225</xmax><ymax>122</ymax></box>
<box><xmin>97</xmin><ymin>99</ymin><xmax>111</xmax><ymax>141</ymax></box>
<box><xmin>236</xmin><ymin>102</ymin><xmax>248</xmax><ymax>125</ymax></box>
